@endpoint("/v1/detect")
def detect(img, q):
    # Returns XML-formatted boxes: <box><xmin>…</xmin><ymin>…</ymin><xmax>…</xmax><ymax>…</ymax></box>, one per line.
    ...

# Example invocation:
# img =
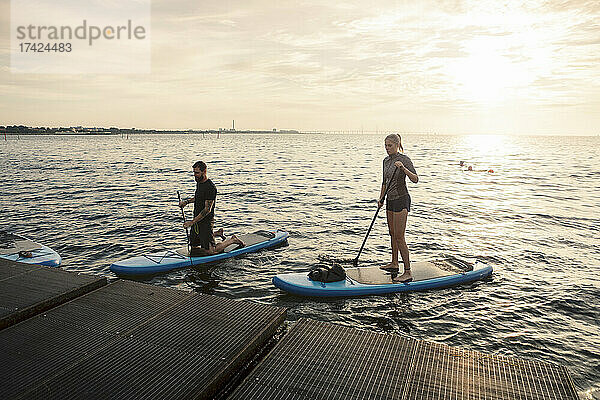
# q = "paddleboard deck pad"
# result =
<box><xmin>110</xmin><ymin>229</ymin><xmax>288</xmax><ymax>276</ymax></box>
<box><xmin>0</xmin><ymin>231</ymin><xmax>62</xmax><ymax>267</ymax></box>
<box><xmin>273</xmin><ymin>260</ymin><xmax>492</xmax><ymax>297</ymax></box>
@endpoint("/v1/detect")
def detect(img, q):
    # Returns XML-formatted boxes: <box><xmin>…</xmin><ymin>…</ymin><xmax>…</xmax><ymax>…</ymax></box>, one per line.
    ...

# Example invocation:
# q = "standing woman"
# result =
<box><xmin>378</xmin><ymin>134</ymin><xmax>418</xmax><ymax>283</ymax></box>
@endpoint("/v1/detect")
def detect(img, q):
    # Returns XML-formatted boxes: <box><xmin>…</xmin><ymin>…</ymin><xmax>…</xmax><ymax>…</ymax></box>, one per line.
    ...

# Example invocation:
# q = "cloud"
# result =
<box><xmin>540</xmin><ymin>0</ymin><xmax>600</xmax><ymax>14</ymax></box>
<box><xmin>1</xmin><ymin>0</ymin><xmax>598</xmax><ymax>134</ymax></box>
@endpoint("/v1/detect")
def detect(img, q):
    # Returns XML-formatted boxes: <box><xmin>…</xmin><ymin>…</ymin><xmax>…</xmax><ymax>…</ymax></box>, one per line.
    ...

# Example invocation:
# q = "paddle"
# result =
<box><xmin>177</xmin><ymin>191</ymin><xmax>194</xmax><ymax>268</ymax></box>
<box><xmin>353</xmin><ymin>167</ymin><xmax>398</xmax><ymax>267</ymax></box>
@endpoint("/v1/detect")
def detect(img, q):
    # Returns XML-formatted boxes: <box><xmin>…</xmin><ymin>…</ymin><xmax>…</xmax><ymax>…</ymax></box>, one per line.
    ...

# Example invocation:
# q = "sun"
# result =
<box><xmin>448</xmin><ymin>37</ymin><xmax>533</xmax><ymax>104</ymax></box>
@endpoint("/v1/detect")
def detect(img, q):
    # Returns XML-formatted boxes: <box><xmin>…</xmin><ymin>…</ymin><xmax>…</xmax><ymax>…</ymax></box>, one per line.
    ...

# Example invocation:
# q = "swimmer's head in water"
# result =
<box><xmin>468</xmin><ymin>166</ymin><xmax>473</xmax><ymax>171</ymax></box>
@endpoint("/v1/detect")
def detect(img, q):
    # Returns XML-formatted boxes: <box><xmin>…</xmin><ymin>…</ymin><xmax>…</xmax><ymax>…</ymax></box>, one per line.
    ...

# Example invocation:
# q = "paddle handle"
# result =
<box><xmin>354</xmin><ymin>167</ymin><xmax>398</xmax><ymax>266</ymax></box>
<box><xmin>177</xmin><ymin>191</ymin><xmax>194</xmax><ymax>266</ymax></box>
<box><xmin>177</xmin><ymin>191</ymin><xmax>190</xmax><ymax>235</ymax></box>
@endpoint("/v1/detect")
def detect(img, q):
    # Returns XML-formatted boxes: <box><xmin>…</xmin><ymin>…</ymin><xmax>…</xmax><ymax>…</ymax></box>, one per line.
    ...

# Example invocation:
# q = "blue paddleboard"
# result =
<box><xmin>111</xmin><ymin>229</ymin><xmax>288</xmax><ymax>276</ymax></box>
<box><xmin>273</xmin><ymin>260</ymin><xmax>492</xmax><ymax>297</ymax></box>
<box><xmin>0</xmin><ymin>232</ymin><xmax>62</xmax><ymax>267</ymax></box>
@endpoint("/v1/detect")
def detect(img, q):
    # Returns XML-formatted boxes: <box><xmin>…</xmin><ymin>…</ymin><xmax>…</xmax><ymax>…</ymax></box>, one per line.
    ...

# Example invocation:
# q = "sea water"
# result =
<box><xmin>1</xmin><ymin>133</ymin><xmax>598</xmax><ymax>398</ymax></box>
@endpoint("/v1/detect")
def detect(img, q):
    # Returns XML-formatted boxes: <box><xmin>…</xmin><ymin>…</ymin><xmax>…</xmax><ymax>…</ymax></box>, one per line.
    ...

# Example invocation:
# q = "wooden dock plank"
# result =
<box><xmin>0</xmin><ymin>258</ymin><xmax>106</xmax><ymax>330</ymax></box>
<box><xmin>228</xmin><ymin>319</ymin><xmax>579</xmax><ymax>400</ymax></box>
<box><xmin>228</xmin><ymin>319</ymin><xmax>416</xmax><ymax>400</ymax></box>
<box><xmin>1</xmin><ymin>313</ymin><xmax>116</xmax><ymax>399</ymax></box>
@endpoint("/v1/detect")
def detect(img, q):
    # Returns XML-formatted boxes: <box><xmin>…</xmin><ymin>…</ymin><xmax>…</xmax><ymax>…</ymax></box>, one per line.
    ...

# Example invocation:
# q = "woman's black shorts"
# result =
<box><xmin>386</xmin><ymin>195</ymin><xmax>411</xmax><ymax>212</ymax></box>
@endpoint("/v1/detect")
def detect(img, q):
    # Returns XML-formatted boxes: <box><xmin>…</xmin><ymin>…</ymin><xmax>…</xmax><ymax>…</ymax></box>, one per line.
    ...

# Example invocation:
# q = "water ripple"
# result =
<box><xmin>1</xmin><ymin>133</ymin><xmax>599</xmax><ymax>397</ymax></box>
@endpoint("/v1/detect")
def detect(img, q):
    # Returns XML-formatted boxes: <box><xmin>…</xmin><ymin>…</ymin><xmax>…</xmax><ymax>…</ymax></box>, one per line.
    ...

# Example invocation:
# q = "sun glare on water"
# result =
<box><xmin>463</xmin><ymin>134</ymin><xmax>510</xmax><ymax>158</ymax></box>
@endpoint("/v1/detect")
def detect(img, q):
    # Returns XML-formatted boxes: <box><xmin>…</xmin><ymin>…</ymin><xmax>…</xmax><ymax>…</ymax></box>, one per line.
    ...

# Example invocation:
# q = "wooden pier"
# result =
<box><xmin>0</xmin><ymin>258</ymin><xmax>579</xmax><ymax>399</ymax></box>
<box><xmin>229</xmin><ymin>319</ymin><xmax>579</xmax><ymax>400</ymax></box>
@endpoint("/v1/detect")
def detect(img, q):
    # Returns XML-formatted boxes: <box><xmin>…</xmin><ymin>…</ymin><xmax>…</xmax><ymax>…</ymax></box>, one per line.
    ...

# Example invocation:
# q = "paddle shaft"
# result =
<box><xmin>177</xmin><ymin>191</ymin><xmax>194</xmax><ymax>267</ymax></box>
<box><xmin>354</xmin><ymin>167</ymin><xmax>398</xmax><ymax>266</ymax></box>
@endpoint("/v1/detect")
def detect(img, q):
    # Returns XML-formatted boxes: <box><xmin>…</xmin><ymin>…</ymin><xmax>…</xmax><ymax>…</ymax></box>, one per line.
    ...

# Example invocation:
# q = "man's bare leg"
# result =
<box><xmin>190</xmin><ymin>235</ymin><xmax>244</xmax><ymax>256</ymax></box>
<box><xmin>212</xmin><ymin>235</ymin><xmax>244</xmax><ymax>254</ymax></box>
<box><xmin>214</xmin><ymin>228</ymin><xmax>226</xmax><ymax>241</ymax></box>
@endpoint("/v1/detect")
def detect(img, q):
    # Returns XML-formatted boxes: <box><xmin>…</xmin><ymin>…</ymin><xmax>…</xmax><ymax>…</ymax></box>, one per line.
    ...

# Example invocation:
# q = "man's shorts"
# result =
<box><xmin>189</xmin><ymin>220</ymin><xmax>216</xmax><ymax>250</ymax></box>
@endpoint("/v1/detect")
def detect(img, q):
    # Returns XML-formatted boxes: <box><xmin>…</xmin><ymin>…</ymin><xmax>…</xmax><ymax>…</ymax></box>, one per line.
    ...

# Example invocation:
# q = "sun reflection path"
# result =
<box><xmin>463</xmin><ymin>134</ymin><xmax>510</xmax><ymax>157</ymax></box>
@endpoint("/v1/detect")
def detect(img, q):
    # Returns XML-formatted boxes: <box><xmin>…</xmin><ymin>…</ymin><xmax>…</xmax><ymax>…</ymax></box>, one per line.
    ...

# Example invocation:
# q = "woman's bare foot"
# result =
<box><xmin>380</xmin><ymin>262</ymin><xmax>400</xmax><ymax>272</ymax></box>
<box><xmin>393</xmin><ymin>270</ymin><xmax>413</xmax><ymax>283</ymax></box>
<box><xmin>214</xmin><ymin>228</ymin><xmax>226</xmax><ymax>241</ymax></box>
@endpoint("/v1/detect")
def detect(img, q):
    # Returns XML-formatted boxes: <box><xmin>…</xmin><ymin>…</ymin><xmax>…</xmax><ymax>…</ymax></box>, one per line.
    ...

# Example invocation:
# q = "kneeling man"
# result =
<box><xmin>179</xmin><ymin>161</ymin><xmax>242</xmax><ymax>256</ymax></box>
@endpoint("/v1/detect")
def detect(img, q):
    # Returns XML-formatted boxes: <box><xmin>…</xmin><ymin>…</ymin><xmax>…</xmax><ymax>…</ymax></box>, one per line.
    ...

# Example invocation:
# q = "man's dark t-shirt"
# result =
<box><xmin>193</xmin><ymin>179</ymin><xmax>217</xmax><ymax>224</ymax></box>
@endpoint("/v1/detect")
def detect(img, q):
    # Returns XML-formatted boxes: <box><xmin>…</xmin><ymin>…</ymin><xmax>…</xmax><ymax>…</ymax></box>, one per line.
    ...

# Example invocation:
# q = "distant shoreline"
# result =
<box><xmin>2</xmin><ymin>131</ymin><xmax>445</xmax><ymax>137</ymax></box>
<box><xmin>1</xmin><ymin>129</ymin><xmax>306</xmax><ymax>135</ymax></box>
<box><xmin>2</xmin><ymin>128</ymin><xmax>596</xmax><ymax>136</ymax></box>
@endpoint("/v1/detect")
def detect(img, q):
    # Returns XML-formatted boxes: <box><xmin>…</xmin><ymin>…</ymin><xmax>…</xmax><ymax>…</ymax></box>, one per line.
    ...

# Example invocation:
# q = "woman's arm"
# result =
<box><xmin>405</xmin><ymin>168</ymin><xmax>418</xmax><ymax>183</ymax></box>
<box><xmin>394</xmin><ymin>161</ymin><xmax>419</xmax><ymax>183</ymax></box>
<box><xmin>377</xmin><ymin>184</ymin><xmax>386</xmax><ymax>208</ymax></box>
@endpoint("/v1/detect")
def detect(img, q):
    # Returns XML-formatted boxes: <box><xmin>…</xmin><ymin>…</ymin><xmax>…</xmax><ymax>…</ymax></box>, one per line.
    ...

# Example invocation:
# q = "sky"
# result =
<box><xmin>1</xmin><ymin>0</ymin><xmax>599</xmax><ymax>134</ymax></box>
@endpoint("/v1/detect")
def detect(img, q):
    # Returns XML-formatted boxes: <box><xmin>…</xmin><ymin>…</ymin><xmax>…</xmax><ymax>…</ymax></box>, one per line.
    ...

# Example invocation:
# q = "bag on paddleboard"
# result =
<box><xmin>308</xmin><ymin>263</ymin><xmax>346</xmax><ymax>283</ymax></box>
